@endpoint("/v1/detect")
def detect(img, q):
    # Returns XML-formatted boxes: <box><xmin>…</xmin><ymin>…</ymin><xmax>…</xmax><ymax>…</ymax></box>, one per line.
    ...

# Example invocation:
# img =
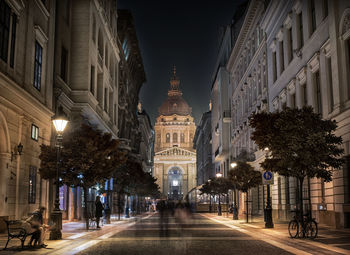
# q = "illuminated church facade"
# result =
<box><xmin>153</xmin><ymin>67</ymin><xmax>197</xmax><ymax>200</ymax></box>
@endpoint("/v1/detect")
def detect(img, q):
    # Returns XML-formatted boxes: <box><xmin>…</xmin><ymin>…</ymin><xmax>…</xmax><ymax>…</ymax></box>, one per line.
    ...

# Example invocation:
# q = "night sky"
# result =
<box><xmin>117</xmin><ymin>0</ymin><xmax>244</xmax><ymax>125</ymax></box>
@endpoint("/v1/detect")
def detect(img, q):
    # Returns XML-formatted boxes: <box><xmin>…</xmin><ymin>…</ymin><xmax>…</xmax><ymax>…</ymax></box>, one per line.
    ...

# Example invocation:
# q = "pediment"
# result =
<box><xmin>155</xmin><ymin>147</ymin><xmax>196</xmax><ymax>157</ymax></box>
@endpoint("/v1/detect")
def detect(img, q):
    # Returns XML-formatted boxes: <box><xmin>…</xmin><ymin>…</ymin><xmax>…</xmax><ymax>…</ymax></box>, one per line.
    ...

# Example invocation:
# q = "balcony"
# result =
<box><xmin>223</xmin><ymin>110</ymin><xmax>231</xmax><ymax>123</ymax></box>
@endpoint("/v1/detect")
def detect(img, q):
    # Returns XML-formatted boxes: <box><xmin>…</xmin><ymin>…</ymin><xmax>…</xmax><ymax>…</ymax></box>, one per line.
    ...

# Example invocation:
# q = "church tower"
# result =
<box><xmin>153</xmin><ymin>67</ymin><xmax>197</xmax><ymax>200</ymax></box>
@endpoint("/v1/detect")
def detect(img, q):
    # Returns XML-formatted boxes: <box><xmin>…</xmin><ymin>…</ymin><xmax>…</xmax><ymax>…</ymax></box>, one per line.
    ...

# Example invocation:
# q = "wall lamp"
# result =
<box><xmin>11</xmin><ymin>143</ymin><xmax>23</xmax><ymax>161</ymax></box>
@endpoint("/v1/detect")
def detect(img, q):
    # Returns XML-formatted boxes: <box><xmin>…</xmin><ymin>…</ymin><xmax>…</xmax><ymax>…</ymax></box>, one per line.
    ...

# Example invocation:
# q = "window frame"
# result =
<box><xmin>33</xmin><ymin>41</ymin><xmax>43</xmax><ymax>91</ymax></box>
<box><xmin>31</xmin><ymin>124</ymin><xmax>39</xmax><ymax>141</ymax></box>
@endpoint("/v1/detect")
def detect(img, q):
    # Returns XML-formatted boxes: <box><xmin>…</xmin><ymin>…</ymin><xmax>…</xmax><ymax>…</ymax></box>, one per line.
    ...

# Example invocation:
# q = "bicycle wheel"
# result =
<box><xmin>288</xmin><ymin>219</ymin><xmax>299</xmax><ymax>238</ymax></box>
<box><xmin>305</xmin><ymin>220</ymin><xmax>318</xmax><ymax>239</ymax></box>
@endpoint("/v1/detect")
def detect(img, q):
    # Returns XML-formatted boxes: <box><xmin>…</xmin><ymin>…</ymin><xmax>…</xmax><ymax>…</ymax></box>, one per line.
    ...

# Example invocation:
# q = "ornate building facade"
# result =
<box><xmin>219</xmin><ymin>0</ymin><xmax>350</xmax><ymax>228</ymax></box>
<box><xmin>153</xmin><ymin>68</ymin><xmax>196</xmax><ymax>200</ymax></box>
<box><xmin>0</xmin><ymin>0</ymin><xmax>55</xmax><ymax>231</ymax></box>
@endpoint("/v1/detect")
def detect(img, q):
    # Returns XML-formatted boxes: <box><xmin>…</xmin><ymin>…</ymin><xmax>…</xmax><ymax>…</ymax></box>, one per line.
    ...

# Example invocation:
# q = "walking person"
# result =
<box><xmin>95</xmin><ymin>196</ymin><xmax>104</xmax><ymax>229</ymax></box>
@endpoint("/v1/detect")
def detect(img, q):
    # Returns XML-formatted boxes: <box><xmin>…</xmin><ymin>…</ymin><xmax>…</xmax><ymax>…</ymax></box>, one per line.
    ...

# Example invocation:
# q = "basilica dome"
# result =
<box><xmin>158</xmin><ymin>67</ymin><xmax>192</xmax><ymax>116</ymax></box>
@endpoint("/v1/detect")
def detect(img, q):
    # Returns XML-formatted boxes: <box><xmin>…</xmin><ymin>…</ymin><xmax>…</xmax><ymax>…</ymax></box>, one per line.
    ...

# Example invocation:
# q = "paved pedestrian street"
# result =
<box><xmin>1</xmin><ymin>213</ymin><xmax>350</xmax><ymax>255</ymax></box>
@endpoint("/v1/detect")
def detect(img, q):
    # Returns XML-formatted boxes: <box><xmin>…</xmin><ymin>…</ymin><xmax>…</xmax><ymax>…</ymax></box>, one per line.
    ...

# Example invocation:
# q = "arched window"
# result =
<box><xmin>166</xmin><ymin>133</ymin><xmax>170</xmax><ymax>143</ymax></box>
<box><xmin>180</xmin><ymin>133</ymin><xmax>185</xmax><ymax>143</ymax></box>
<box><xmin>173</xmin><ymin>133</ymin><xmax>178</xmax><ymax>143</ymax></box>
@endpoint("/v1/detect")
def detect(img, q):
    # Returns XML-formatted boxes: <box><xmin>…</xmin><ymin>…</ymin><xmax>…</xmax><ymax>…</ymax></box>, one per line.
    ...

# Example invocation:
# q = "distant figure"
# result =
<box><xmin>95</xmin><ymin>196</ymin><xmax>104</xmax><ymax>228</ymax></box>
<box><xmin>158</xmin><ymin>200</ymin><xmax>169</xmax><ymax>237</ymax></box>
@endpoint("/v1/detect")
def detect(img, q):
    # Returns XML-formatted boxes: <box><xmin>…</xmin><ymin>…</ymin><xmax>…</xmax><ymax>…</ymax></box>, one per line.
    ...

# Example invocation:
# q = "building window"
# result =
<box><xmin>298</xmin><ymin>12</ymin><xmax>304</xmax><ymax>48</ymax></box>
<box><xmin>173</xmin><ymin>133</ymin><xmax>178</xmax><ymax>143</ymax></box>
<box><xmin>9</xmin><ymin>13</ymin><xmax>16</xmax><ymax>68</ymax></box>
<box><xmin>288</xmin><ymin>27</ymin><xmax>293</xmax><ymax>63</ymax></box>
<box><xmin>122</xmin><ymin>38</ymin><xmax>130</xmax><ymax>61</ymax></box>
<box><xmin>104</xmin><ymin>88</ymin><xmax>108</xmax><ymax>111</ymax></box>
<box><xmin>33</xmin><ymin>41</ymin><xmax>43</xmax><ymax>91</ymax></box>
<box><xmin>180</xmin><ymin>133</ymin><xmax>185</xmax><ymax>143</ymax></box>
<box><xmin>0</xmin><ymin>0</ymin><xmax>10</xmax><ymax>63</ymax></box>
<box><xmin>28</xmin><ymin>166</ymin><xmax>37</xmax><ymax>204</ymax></box>
<box><xmin>326</xmin><ymin>57</ymin><xmax>333</xmax><ymax>112</ymax></box>
<box><xmin>290</xmin><ymin>93</ymin><xmax>296</xmax><ymax>108</ymax></box>
<box><xmin>303</xmin><ymin>84</ymin><xmax>307</xmax><ymax>106</ymax></box>
<box><xmin>61</xmin><ymin>47</ymin><xmax>68</xmax><ymax>82</ymax></box>
<box><xmin>310</xmin><ymin>0</ymin><xmax>316</xmax><ymax>34</ymax></box>
<box><xmin>279</xmin><ymin>40</ymin><xmax>284</xmax><ymax>74</ymax></box>
<box><xmin>323</xmin><ymin>0</ymin><xmax>328</xmax><ymax>19</ymax></box>
<box><xmin>285</xmin><ymin>177</ymin><xmax>290</xmax><ymax>205</ymax></box>
<box><xmin>90</xmin><ymin>65</ymin><xmax>95</xmax><ymax>95</ymax></box>
<box><xmin>278</xmin><ymin>177</ymin><xmax>282</xmax><ymax>205</ymax></box>
<box><xmin>315</xmin><ymin>71</ymin><xmax>322</xmax><ymax>114</ymax></box>
<box><xmin>166</xmin><ymin>133</ymin><xmax>170</xmax><ymax>143</ymax></box>
<box><xmin>31</xmin><ymin>124</ymin><xmax>39</xmax><ymax>141</ymax></box>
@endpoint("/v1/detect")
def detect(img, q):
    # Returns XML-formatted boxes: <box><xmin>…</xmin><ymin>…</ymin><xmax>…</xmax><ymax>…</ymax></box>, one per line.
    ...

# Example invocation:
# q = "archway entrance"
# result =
<box><xmin>168</xmin><ymin>167</ymin><xmax>183</xmax><ymax>201</ymax></box>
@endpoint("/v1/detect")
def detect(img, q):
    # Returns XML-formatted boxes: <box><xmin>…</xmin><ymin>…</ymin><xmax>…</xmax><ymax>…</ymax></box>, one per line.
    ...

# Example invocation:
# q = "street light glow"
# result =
<box><xmin>230</xmin><ymin>162</ymin><xmax>237</xmax><ymax>168</ymax></box>
<box><xmin>216</xmin><ymin>172</ymin><xmax>223</xmax><ymax>178</ymax></box>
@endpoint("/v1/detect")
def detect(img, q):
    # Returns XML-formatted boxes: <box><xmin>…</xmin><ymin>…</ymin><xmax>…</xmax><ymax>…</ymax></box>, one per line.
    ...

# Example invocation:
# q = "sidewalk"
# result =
<box><xmin>205</xmin><ymin>212</ymin><xmax>350</xmax><ymax>254</ymax></box>
<box><xmin>0</xmin><ymin>213</ymin><xmax>153</xmax><ymax>254</ymax></box>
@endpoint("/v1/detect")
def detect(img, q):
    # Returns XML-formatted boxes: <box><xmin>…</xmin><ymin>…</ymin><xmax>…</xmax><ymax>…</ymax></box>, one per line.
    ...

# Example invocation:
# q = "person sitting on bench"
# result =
<box><xmin>22</xmin><ymin>207</ymin><xmax>48</xmax><ymax>248</ymax></box>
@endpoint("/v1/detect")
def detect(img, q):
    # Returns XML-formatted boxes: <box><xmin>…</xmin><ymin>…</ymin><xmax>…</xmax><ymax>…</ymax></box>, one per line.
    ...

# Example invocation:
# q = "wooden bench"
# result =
<box><xmin>4</xmin><ymin>220</ymin><xmax>39</xmax><ymax>249</ymax></box>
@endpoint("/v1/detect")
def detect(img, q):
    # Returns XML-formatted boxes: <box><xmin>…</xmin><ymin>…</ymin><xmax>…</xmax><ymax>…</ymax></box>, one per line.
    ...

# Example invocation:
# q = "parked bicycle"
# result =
<box><xmin>288</xmin><ymin>210</ymin><xmax>318</xmax><ymax>239</ymax></box>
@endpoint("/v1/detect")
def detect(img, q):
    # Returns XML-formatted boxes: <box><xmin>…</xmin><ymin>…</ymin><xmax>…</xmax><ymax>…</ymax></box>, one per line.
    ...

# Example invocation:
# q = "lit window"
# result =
<box><xmin>31</xmin><ymin>124</ymin><xmax>39</xmax><ymax>141</ymax></box>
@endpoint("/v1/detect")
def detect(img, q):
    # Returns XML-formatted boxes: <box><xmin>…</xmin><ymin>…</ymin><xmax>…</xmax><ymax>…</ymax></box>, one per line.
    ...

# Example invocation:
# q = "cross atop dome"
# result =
<box><xmin>170</xmin><ymin>65</ymin><xmax>180</xmax><ymax>92</ymax></box>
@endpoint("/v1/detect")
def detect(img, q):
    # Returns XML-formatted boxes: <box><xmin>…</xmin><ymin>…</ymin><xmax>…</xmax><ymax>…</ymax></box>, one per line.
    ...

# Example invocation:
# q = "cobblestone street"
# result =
<box><xmin>1</xmin><ymin>213</ymin><xmax>350</xmax><ymax>254</ymax></box>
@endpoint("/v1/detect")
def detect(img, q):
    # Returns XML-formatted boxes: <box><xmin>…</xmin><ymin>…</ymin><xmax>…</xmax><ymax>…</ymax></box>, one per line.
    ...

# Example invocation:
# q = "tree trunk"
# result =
<box><xmin>117</xmin><ymin>192</ymin><xmax>121</xmax><ymax>221</ymax></box>
<box><xmin>298</xmin><ymin>177</ymin><xmax>304</xmax><ymax>221</ymax></box>
<box><xmin>83</xmin><ymin>186</ymin><xmax>89</xmax><ymax>230</ymax></box>
<box><xmin>246</xmin><ymin>192</ymin><xmax>249</xmax><ymax>223</ymax></box>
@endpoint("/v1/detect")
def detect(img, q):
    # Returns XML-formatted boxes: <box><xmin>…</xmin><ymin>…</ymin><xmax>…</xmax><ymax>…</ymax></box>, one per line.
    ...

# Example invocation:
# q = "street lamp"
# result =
<box><xmin>50</xmin><ymin>106</ymin><xmax>69</xmax><ymax>240</ymax></box>
<box><xmin>216</xmin><ymin>172</ymin><xmax>222</xmax><ymax>216</ymax></box>
<box><xmin>264</xmin><ymin>147</ymin><xmax>274</xmax><ymax>228</ymax></box>
<box><xmin>230</xmin><ymin>162</ymin><xmax>239</xmax><ymax>220</ymax></box>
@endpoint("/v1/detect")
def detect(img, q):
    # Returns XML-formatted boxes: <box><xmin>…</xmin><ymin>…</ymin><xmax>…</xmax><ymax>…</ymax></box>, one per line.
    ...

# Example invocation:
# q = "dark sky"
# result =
<box><xmin>117</xmin><ymin>0</ymin><xmax>243</xmax><ymax>125</ymax></box>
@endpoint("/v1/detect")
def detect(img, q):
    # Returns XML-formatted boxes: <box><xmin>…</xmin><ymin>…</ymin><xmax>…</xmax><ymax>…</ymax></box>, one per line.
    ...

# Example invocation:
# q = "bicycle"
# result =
<box><xmin>288</xmin><ymin>210</ymin><xmax>318</xmax><ymax>239</ymax></box>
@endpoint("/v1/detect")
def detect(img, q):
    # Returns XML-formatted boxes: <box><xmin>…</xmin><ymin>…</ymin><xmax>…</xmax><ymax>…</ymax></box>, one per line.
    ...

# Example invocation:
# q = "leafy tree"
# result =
<box><xmin>39</xmin><ymin>124</ymin><xmax>126</xmax><ymax>229</ymax></box>
<box><xmin>228</xmin><ymin>161</ymin><xmax>261</xmax><ymax>222</ymax></box>
<box><xmin>114</xmin><ymin>159</ymin><xmax>160</xmax><ymax>218</ymax></box>
<box><xmin>200</xmin><ymin>177</ymin><xmax>232</xmax><ymax>215</ymax></box>
<box><xmin>249</xmin><ymin>106</ymin><xmax>344</xmax><ymax>218</ymax></box>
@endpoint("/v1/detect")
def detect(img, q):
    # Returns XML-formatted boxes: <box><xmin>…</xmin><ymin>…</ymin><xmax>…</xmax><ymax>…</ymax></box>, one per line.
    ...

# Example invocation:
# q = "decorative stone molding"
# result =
<box><xmin>296</xmin><ymin>67</ymin><xmax>307</xmax><ymax>85</ymax></box>
<box><xmin>7</xmin><ymin>0</ymin><xmax>25</xmax><ymax>15</ymax></box>
<box><xmin>272</xmin><ymin>97</ymin><xmax>279</xmax><ymax>111</ymax></box>
<box><xmin>276</xmin><ymin>28</ymin><xmax>284</xmax><ymax>41</ymax></box>
<box><xmin>340</xmin><ymin>9</ymin><xmax>350</xmax><ymax>40</ymax></box>
<box><xmin>321</xmin><ymin>39</ymin><xmax>331</xmax><ymax>58</ymax></box>
<box><xmin>308</xmin><ymin>52</ymin><xmax>320</xmax><ymax>73</ymax></box>
<box><xmin>292</xmin><ymin>0</ymin><xmax>302</xmax><ymax>14</ymax></box>
<box><xmin>34</xmin><ymin>25</ymin><xmax>48</xmax><ymax>45</ymax></box>
<box><xmin>287</xmin><ymin>79</ymin><xmax>296</xmax><ymax>94</ymax></box>
<box><xmin>270</xmin><ymin>39</ymin><xmax>277</xmax><ymax>51</ymax></box>
<box><xmin>279</xmin><ymin>89</ymin><xmax>287</xmax><ymax>103</ymax></box>
<box><xmin>283</xmin><ymin>12</ymin><xmax>293</xmax><ymax>29</ymax></box>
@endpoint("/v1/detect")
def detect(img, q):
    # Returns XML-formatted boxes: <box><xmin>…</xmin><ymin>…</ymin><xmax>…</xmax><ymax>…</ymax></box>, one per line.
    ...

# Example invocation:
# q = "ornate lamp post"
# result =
<box><xmin>216</xmin><ymin>172</ymin><xmax>222</xmax><ymax>216</ymax></box>
<box><xmin>50</xmin><ymin>107</ymin><xmax>69</xmax><ymax>240</ymax></box>
<box><xmin>230</xmin><ymin>162</ymin><xmax>239</xmax><ymax>220</ymax></box>
<box><xmin>264</xmin><ymin>147</ymin><xmax>274</xmax><ymax>228</ymax></box>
